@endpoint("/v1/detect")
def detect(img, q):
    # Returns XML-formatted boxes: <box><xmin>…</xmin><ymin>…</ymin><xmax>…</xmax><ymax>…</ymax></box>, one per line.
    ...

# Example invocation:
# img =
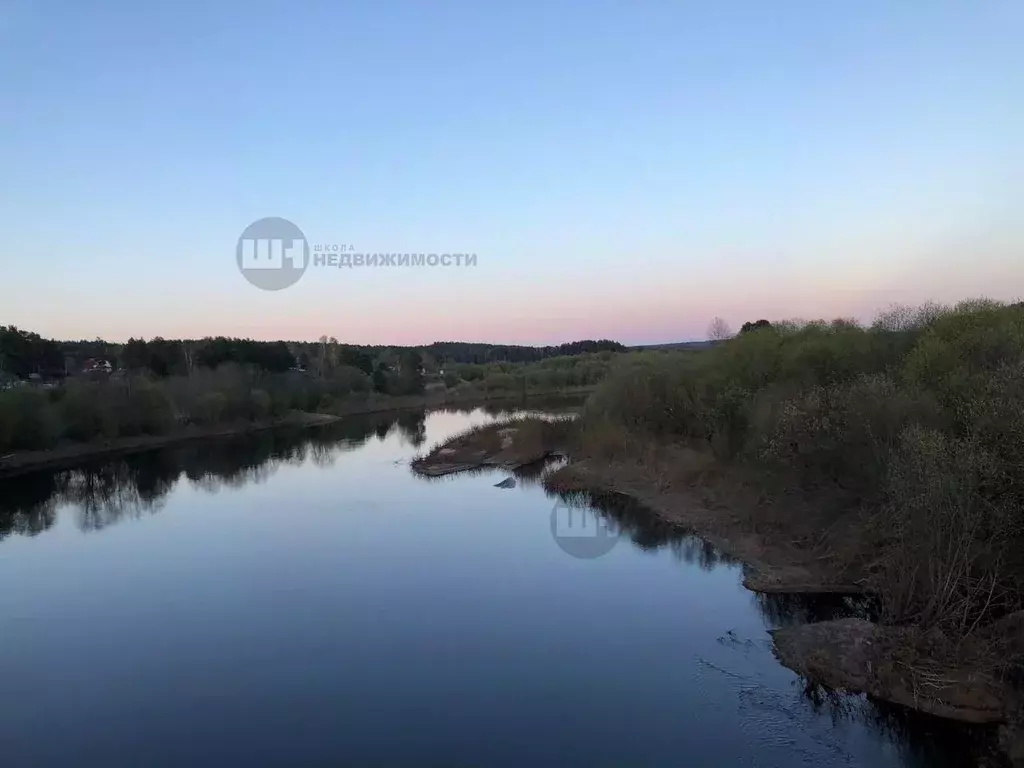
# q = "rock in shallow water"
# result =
<box><xmin>770</xmin><ymin>618</ymin><xmax>1007</xmax><ymax>724</ymax></box>
<box><xmin>494</xmin><ymin>477</ymin><xmax>516</xmax><ymax>489</ymax></box>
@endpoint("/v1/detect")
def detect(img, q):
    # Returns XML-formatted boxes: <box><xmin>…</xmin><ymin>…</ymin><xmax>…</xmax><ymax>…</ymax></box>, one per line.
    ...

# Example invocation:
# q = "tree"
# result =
<box><xmin>398</xmin><ymin>350</ymin><xmax>425</xmax><ymax>395</ymax></box>
<box><xmin>0</xmin><ymin>326</ymin><xmax>63</xmax><ymax>378</ymax></box>
<box><xmin>182</xmin><ymin>341</ymin><xmax>196</xmax><ymax>376</ymax></box>
<box><xmin>708</xmin><ymin>317</ymin><xmax>733</xmax><ymax>341</ymax></box>
<box><xmin>739</xmin><ymin>319</ymin><xmax>773</xmax><ymax>334</ymax></box>
<box><xmin>372</xmin><ymin>363</ymin><xmax>389</xmax><ymax>394</ymax></box>
<box><xmin>147</xmin><ymin>337</ymin><xmax>183</xmax><ymax>377</ymax></box>
<box><xmin>326</xmin><ymin>337</ymin><xmax>339</xmax><ymax>371</ymax></box>
<box><xmin>317</xmin><ymin>335</ymin><xmax>329</xmax><ymax>378</ymax></box>
<box><xmin>339</xmin><ymin>346</ymin><xmax>374</xmax><ymax>376</ymax></box>
<box><xmin>122</xmin><ymin>338</ymin><xmax>150</xmax><ymax>371</ymax></box>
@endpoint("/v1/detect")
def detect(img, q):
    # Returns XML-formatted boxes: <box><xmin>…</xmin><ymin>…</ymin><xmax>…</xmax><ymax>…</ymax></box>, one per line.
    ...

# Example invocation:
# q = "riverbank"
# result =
<box><xmin>328</xmin><ymin>386</ymin><xmax>594</xmax><ymax>417</ymax></box>
<box><xmin>771</xmin><ymin>615</ymin><xmax>1024</xmax><ymax>761</ymax></box>
<box><xmin>0</xmin><ymin>389</ymin><xmax>592</xmax><ymax>481</ymax></box>
<box><xmin>410</xmin><ymin>416</ymin><xmax>1024</xmax><ymax>760</ymax></box>
<box><xmin>412</xmin><ymin>420</ymin><xmax>861</xmax><ymax>593</ymax></box>
<box><xmin>541</xmin><ymin>457</ymin><xmax>865</xmax><ymax>595</ymax></box>
<box><xmin>0</xmin><ymin>411</ymin><xmax>342</xmax><ymax>480</ymax></box>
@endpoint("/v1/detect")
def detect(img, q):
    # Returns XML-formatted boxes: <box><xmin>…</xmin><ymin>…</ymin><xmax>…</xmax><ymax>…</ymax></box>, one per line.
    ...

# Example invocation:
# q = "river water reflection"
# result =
<box><xmin>0</xmin><ymin>402</ymin><xmax>997</xmax><ymax>767</ymax></box>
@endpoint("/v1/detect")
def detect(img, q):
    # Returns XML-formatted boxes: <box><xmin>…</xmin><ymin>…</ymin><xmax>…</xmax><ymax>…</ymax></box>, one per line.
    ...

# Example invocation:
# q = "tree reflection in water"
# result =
<box><xmin>0</xmin><ymin>408</ymin><xmax>432</xmax><ymax>539</ymax></box>
<box><xmin>548</xmin><ymin>486</ymin><xmax>1002</xmax><ymax>768</ymax></box>
<box><xmin>551</xmin><ymin>486</ymin><xmax>740</xmax><ymax>571</ymax></box>
<box><xmin>753</xmin><ymin>591</ymin><xmax>880</xmax><ymax>627</ymax></box>
<box><xmin>395</xmin><ymin>410</ymin><xmax>427</xmax><ymax>448</ymax></box>
<box><xmin>799</xmin><ymin>683</ymin><xmax>1004</xmax><ymax>768</ymax></box>
<box><xmin>0</xmin><ymin>398</ymin><xmax>587</xmax><ymax>542</ymax></box>
<box><xmin>0</xmin><ymin>471</ymin><xmax>60</xmax><ymax>540</ymax></box>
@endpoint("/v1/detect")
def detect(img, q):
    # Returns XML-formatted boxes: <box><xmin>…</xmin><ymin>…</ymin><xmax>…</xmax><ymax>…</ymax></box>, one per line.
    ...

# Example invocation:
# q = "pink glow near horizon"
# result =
<box><xmin>20</xmin><ymin>277</ymin><xmax>1022</xmax><ymax>347</ymax></box>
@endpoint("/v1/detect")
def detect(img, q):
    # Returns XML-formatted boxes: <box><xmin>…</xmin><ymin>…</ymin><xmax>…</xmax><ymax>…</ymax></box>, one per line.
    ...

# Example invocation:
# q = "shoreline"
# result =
<box><xmin>408</xmin><ymin>422</ymin><xmax>854</xmax><ymax>595</ymax></box>
<box><xmin>540</xmin><ymin>459</ymin><xmax>864</xmax><ymax>596</ymax></box>
<box><xmin>0</xmin><ymin>412</ymin><xmax>342</xmax><ymax>480</ymax></box>
<box><xmin>408</xmin><ymin>424</ymin><xmax>859</xmax><ymax>595</ymax></box>
<box><xmin>328</xmin><ymin>386</ymin><xmax>594</xmax><ymax>417</ymax></box>
<box><xmin>545</xmin><ymin>462</ymin><xmax>1024</xmax><ymax>750</ymax></box>
<box><xmin>410</xmin><ymin>424</ymin><xmax>1023</xmax><ymax>751</ymax></box>
<box><xmin>0</xmin><ymin>388</ymin><xmax>593</xmax><ymax>481</ymax></box>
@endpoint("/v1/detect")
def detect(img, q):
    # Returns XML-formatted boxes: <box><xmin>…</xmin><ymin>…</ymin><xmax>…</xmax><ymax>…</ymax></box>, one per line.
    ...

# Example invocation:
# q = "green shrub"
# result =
<box><xmin>331</xmin><ymin>366</ymin><xmax>372</xmax><ymax>395</ymax></box>
<box><xmin>59</xmin><ymin>381</ymin><xmax>117</xmax><ymax>441</ymax></box>
<box><xmin>193</xmin><ymin>391</ymin><xmax>227</xmax><ymax>425</ymax></box>
<box><xmin>249</xmin><ymin>389</ymin><xmax>272</xmax><ymax>420</ymax></box>
<box><xmin>481</xmin><ymin>373</ymin><xmax>519</xmax><ymax>392</ymax></box>
<box><xmin>759</xmin><ymin>374</ymin><xmax>943</xmax><ymax>500</ymax></box>
<box><xmin>902</xmin><ymin>302</ymin><xmax>1024</xmax><ymax>415</ymax></box>
<box><xmin>584</xmin><ymin>361</ymin><xmax>713</xmax><ymax>442</ymax></box>
<box><xmin>577</xmin><ymin>298</ymin><xmax>1024</xmax><ymax>641</ymax></box>
<box><xmin>0</xmin><ymin>389</ymin><xmax>60</xmax><ymax>451</ymax></box>
<box><xmin>876</xmin><ymin>426</ymin><xmax>1023</xmax><ymax>633</ymax></box>
<box><xmin>117</xmin><ymin>380</ymin><xmax>175</xmax><ymax>436</ymax></box>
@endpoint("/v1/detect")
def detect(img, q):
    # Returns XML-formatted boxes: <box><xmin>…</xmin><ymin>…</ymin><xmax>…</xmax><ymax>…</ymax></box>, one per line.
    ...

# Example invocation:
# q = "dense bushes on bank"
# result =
<box><xmin>579</xmin><ymin>300</ymin><xmax>1024</xmax><ymax>638</ymax></box>
<box><xmin>449</xmin><ymin>351</ymin><xmax>631</xmax><ymax>394</ymax></box>
<box><xmin>0</xmin><ymin>364</ymin><xmax>374</xmax><ymax>453</ymax></box>
<box><xmin>0</xmin><ymin>349</ymin><xmax>626</xmax><ymax>454</ymax></box>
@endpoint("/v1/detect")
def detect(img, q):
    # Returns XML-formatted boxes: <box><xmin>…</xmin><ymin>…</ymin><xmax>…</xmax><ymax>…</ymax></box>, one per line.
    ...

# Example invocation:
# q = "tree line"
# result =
<box><xmin>417</xmin><ymin>339</ymin><xmax>625</xmax><ymax>365</ymax></box>
<box><xmin>0</xmin><ymin>327</ymin><xmax>625</xmax><ymax>382</ymax></box>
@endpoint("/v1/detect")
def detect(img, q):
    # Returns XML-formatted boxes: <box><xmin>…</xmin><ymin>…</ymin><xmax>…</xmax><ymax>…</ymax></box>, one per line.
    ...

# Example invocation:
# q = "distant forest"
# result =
<box><xmin>0</xmin><ymin>326</ymin><xmax>625</xmax><ymax>380</ymax></box>
<box><xmin>416</xmin><ymin>340</ymin><xmax>625</xmax><ymax>365</ymax></box>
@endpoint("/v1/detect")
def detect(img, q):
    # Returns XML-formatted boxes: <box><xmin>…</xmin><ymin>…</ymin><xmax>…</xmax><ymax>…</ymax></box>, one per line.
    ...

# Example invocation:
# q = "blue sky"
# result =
<box><xmin>1</xmin><ymin>0</ymin><xmax>1021</xmax><ymax>344</ymax></box>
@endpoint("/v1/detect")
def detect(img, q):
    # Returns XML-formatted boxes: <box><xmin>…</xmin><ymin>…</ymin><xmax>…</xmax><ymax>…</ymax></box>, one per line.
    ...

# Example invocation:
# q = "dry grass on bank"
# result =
<box><xmin>411</xmin><ymin>416</ymin><xmax>573</xmax><ymax>476</ymax></box>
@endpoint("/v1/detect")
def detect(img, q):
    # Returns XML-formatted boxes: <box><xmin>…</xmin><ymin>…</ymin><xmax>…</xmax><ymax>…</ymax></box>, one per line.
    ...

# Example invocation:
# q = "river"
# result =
<box><xmin>0</xmin><ymin>402</ymin><xmax>994</xmax><ymax>766</ymax></box>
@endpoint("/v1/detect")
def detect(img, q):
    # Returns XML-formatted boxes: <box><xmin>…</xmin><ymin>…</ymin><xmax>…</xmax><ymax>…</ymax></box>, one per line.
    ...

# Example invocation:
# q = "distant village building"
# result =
<box><xmin>82</xmin><ymin>358</ymin><xmax>113</xmax><ymax>375</ymax></box>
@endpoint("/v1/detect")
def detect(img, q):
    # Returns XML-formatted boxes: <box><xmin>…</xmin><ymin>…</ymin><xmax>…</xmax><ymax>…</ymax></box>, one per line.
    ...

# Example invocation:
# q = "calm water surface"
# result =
<box><xmin>0</xmin><ymin>403</ymin><xmax>992</xmax><ymax>767</ymax></box>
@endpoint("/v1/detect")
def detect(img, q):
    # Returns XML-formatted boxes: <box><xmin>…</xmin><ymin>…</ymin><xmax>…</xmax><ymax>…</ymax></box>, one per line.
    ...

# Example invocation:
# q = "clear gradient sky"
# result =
<box><xmin>2</xmin><ymin>0</ymin><xmax>1021</xmax><ymax>345</ymax></box>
